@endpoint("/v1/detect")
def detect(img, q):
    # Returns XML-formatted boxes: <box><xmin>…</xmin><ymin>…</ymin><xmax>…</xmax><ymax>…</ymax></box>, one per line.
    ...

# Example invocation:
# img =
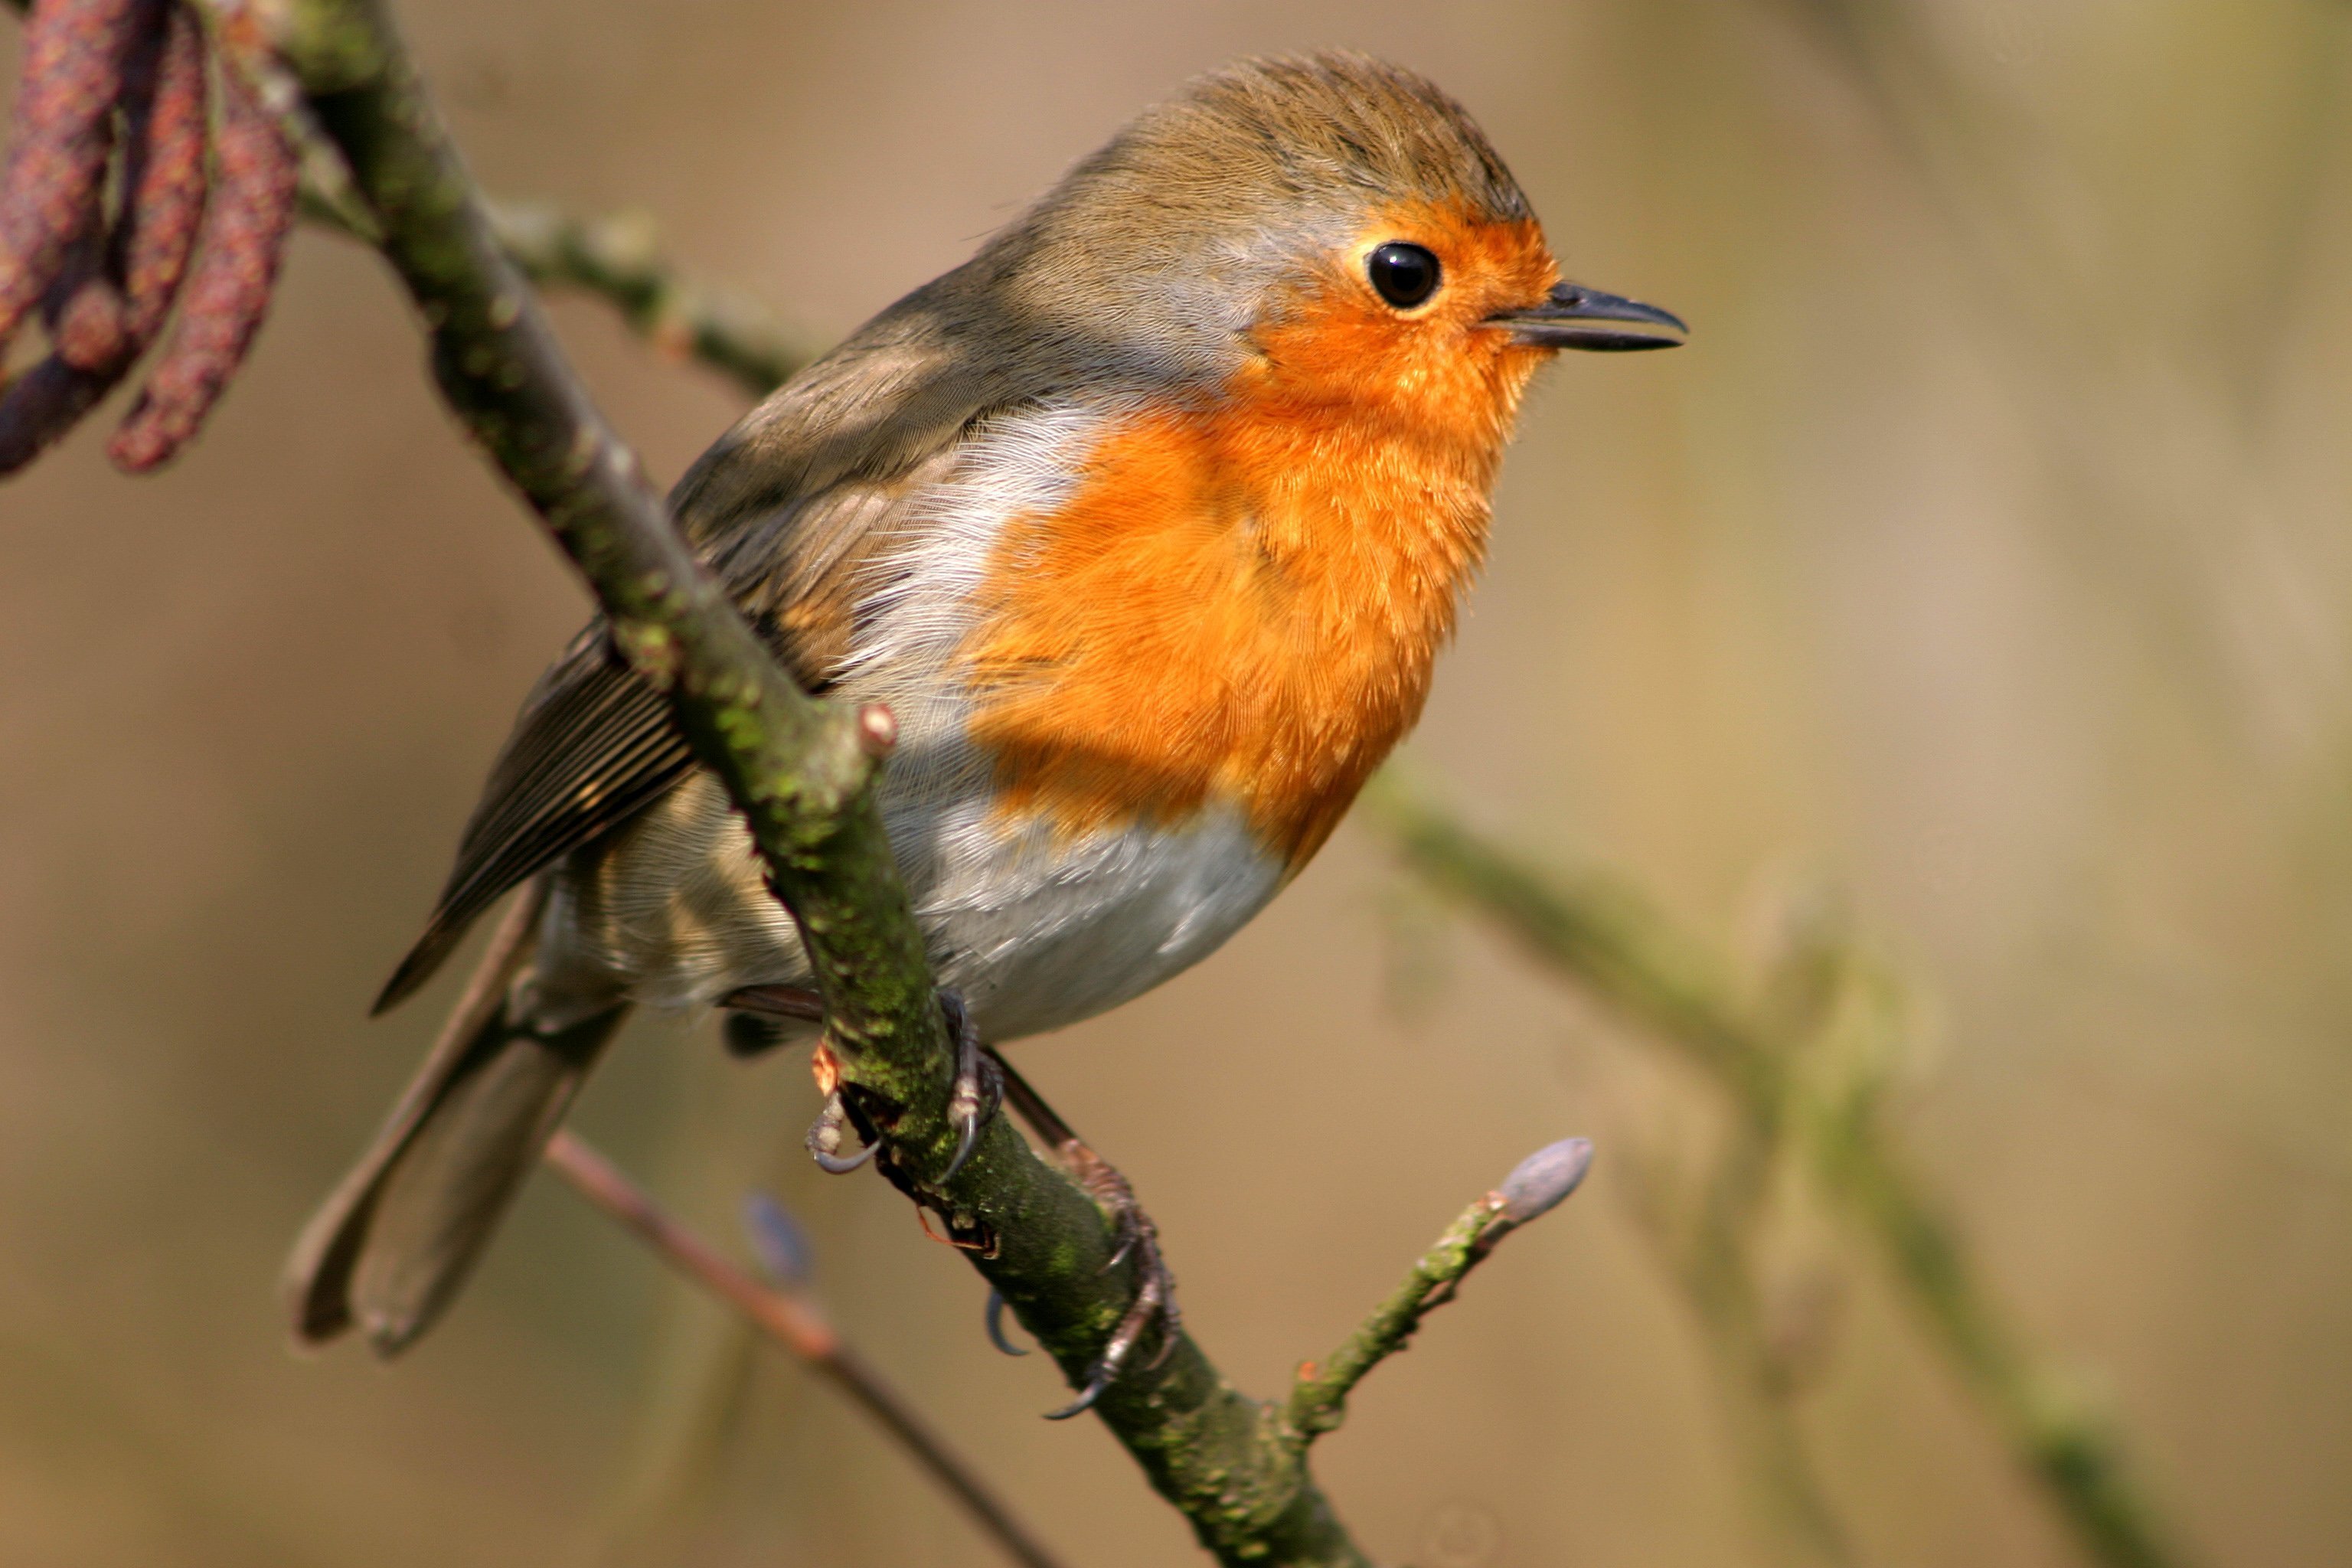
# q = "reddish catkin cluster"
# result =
<box><xmin>0</xmin><ymin>0</ymin><xmax>297</xmax><ymax>475</ymax></box>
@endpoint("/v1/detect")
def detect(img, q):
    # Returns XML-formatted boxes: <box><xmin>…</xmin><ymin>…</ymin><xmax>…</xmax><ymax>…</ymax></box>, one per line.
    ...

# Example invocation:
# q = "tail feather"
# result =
<box><xmin>286</xmin><ymin>886</ymin><xmax>626</xmax><ymax>1355</ymax></box>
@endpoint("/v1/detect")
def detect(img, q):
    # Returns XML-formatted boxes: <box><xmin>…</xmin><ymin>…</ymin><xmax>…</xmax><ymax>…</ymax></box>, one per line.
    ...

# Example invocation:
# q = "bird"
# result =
<box><xmin>283</xmin><ymin>49</ymin><xmax>1684</xmax><ymax>1396</ymax></box>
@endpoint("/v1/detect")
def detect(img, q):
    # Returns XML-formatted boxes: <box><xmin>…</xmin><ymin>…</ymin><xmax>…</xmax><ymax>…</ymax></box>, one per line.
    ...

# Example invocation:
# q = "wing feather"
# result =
<box><xmin>372</xmin><ymin>635</ymin><xmax>689</xmax><ymax>1012</ymax></box>
<box><xmin>373</xmin><ymin>266</ymin><xmax>1037</xmax><ymax>1012</ymax></box>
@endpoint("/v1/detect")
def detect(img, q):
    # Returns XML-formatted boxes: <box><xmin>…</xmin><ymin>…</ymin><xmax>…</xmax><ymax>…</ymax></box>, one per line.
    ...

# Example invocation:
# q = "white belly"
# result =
<box><xmin>536</xmin><ymin>766</ymin><xmax>1284</xmax><ymax>1041</ymax></box>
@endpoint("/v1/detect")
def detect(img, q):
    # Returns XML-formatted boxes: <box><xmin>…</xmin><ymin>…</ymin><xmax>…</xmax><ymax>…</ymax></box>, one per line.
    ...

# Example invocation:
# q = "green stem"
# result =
<box><xmin>1287</xmin><ymin>1139</ymin><xmax>1592</xmax><ymax>1447</ymax></box>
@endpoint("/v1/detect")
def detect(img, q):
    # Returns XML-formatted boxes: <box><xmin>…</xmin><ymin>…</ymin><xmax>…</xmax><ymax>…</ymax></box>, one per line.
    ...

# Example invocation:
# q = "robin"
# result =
<box><xmin>284</xmin><ymin>50</ymin><xmax>1684</xmax><ymax>1398</ymax></box>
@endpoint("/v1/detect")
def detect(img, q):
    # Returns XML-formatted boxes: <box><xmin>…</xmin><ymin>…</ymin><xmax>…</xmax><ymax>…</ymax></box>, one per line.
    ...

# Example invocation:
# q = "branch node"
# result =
<box><xmin>858</xmin><ymin>700</ymin><xmax>899</xmax><ymax>757</ymax></box>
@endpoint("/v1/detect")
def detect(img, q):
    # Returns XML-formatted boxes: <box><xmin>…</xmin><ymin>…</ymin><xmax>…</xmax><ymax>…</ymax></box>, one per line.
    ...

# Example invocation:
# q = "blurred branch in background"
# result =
<box><xmin>1616</xmin><ymin>1068</ymin><xmax>1856</xmax><ymax>1566</ymax></box>
<box><xmin>543</xmin><ymin>1131</ymin><xmax>1067</xmax><ymax>1568</ymax></box>
<box><xmin>1366</xmin><ymin>778</ymin><xmax>2190</xmax><ymax>1568</ymax></box>
<box><xmin>484</xmin><ymin>199</ymin><xmax>807</xmax><ymax>400</ymax></box>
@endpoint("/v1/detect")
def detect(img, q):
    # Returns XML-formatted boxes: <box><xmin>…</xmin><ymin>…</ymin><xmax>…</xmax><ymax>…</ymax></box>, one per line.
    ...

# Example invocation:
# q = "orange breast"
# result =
<box><xmin>959</xmin><ymin>218</ymin><xmax>1550</xmax><ymax>871</ymax></box>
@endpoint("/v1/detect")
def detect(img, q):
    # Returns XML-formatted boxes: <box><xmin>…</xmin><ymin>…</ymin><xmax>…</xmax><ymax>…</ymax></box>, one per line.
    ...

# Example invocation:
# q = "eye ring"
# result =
<box><xmin>1367</xmin><ymin>242</ymin><xmax>1440</xmax><ymax>309</ymax></box>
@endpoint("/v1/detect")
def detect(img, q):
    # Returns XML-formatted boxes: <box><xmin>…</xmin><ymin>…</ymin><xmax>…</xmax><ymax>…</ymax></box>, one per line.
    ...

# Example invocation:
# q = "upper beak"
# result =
<box><xmin>1487</xmin><ymin>281</ymin><xmax>1688</xmax><ymax>351</ymax></box>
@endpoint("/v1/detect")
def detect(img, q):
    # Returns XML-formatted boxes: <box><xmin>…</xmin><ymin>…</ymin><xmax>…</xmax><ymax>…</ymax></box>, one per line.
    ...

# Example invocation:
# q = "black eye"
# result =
<box><xmin>1367</xmin><ymin>243</ymin><xmax>1440</xmax><ymax>309</ymax></box>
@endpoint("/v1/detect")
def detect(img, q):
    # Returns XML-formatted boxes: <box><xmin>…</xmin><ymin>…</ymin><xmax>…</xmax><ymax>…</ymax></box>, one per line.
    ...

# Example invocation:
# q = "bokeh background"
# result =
<box><xmin>5</xmin><ymin>1</ymin><xmax>2351</xmax><ymax>1563</ymax></box>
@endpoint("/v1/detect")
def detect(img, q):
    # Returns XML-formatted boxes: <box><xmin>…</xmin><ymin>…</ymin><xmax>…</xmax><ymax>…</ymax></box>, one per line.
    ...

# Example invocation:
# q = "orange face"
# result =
<box><xmin>1246</xmin><ymin>198</ymin><xmax>1561</xmax><ymax>449</ymax></box>
<box><xmin>960</xmin><ymin>198</ymin><xmax>1560</xmax><ymax>868</ymax></box>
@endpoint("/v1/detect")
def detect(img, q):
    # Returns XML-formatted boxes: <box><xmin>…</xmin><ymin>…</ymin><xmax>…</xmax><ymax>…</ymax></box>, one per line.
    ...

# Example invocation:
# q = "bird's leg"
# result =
<box><xmin>938</xmin><ymin>990</ymin><xmax>1001</xmax><ymax>1184</ymax></box>
<box><xmin>746</xmin><ymin>982</ymin><xmax>1174</xmax><ymax>1404</ymax></box>
<box><xmin>986</xmin><ymin>1048</ymin><xmax>1182</xmax><ymax>1418</ymax></box>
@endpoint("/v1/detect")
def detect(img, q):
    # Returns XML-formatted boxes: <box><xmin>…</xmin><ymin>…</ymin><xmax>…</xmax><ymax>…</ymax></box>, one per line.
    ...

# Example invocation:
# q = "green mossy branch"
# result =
<box><xmin>224</xmin><ymin>4</ymin><xmax>1514</xmax><ymax>1561</ymax></box>
<box><xmin>268</xmin><ymin>0</ymin><xmax>935</xmax><ymax>1093</ymax></box>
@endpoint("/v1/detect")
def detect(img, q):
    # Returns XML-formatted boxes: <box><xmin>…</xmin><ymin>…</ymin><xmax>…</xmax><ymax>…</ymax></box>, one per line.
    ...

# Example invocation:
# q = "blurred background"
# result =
<box><xmin>5</xmin><ymin>0</ymin><xmax>2351</xmax><ymax>1563</ymax></box>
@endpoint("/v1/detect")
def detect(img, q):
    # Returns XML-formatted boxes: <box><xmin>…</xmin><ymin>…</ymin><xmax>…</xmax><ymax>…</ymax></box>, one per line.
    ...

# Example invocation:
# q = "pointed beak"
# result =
<box><xmin>1486</xmin><ymin>281</ymin><xmax>1688</xmax><ymax>351</ymax></box>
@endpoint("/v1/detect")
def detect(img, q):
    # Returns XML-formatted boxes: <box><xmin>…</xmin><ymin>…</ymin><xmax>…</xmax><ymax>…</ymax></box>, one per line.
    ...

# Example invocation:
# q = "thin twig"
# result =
<box><xmin>296</xmin><ymin>191</ymin><xmax>800</xmax><ymax>397</ymax></box>
<box><xmin>1285</xmin><ymin>1139</ymin><xmax>1592</xmax><ymax>1446</ymax></box>
<box><xmin>541</xmin><ymin>1131</ymin><xmax>1068</xmax><ymax>1568</ymax></box>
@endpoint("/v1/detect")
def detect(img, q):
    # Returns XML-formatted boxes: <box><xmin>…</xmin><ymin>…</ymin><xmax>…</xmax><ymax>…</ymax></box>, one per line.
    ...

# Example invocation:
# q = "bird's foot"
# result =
<box><xmin>795</xmin><ymin>992</ymin><xmax>1000</xmax><ymax>1181</ymax></box>
<box><xmin>983</xmin><ymin>1048</ymin><xmax>1183</xmax><ymax>1415</ymax></box>
<box><xmin>1043</xmin><ymin>1137</ymin><xmax>1182</xmax><ymax>1419</ymax></box>
<box><xmin>805</xmin><ymin>1082</ymin><xmax>877</xmax><ymax>1174</ymax></box>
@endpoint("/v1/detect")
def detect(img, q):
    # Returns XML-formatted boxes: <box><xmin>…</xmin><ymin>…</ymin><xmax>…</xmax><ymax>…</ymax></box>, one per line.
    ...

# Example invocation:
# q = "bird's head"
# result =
<box><xmin>979</xmin><ymin>51</ymin><xmax>1684</xmax><ymax>438</ymax></box>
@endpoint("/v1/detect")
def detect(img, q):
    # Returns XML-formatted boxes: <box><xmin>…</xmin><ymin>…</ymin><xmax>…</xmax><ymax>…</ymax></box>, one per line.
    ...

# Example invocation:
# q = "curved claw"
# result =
<box><xmin>1041</xmin><ymin>1258</ymin><xmax>1169</xmax><ymax>1419</ymax></box>
<box><xmin>1026</xmin><ymin>1138</ymin><xmax>1183</xmax><ymax>1418</ymax></box>
<box><xmin>985</xmin><ymin>1289</ymin><xmax>1031</xmax><ymax>1357</ymax></box>
<box><xmin>1043</xmin><ymin>1367</ymin><xmax>1110</xmax><ymax>1421</ymax></box>
<box><xmin>812</xmin><ymin>1139</ymin><xmax>877</xmax><ymax>1175</ymax></box>
<box><xmin>943</xmin><ymin>1112</ymin><xmax>983</xmax><ymax>1184</ymax></box>
<box><xmin>1147</xmin><ymin>1297</ymin><xmax>1184</xmax><ymax>1370</ymax></box>
<box><xmin>938</xmin><ymin>989</ymin><xmax>1000</xmax><ymax>1184</ymax></box>
<box><xmin>805</xmin><ymin>1092</ymin><xmax>877</xmax><ymax>1174</ymax></box>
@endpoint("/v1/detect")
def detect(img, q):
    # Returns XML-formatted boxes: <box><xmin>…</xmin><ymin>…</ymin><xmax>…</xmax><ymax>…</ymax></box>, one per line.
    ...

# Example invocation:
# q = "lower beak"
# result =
<box><xmin>1487</xmin><ymin>282</ymin><xmax>1688</xmax><ymax>351</ymax></box>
